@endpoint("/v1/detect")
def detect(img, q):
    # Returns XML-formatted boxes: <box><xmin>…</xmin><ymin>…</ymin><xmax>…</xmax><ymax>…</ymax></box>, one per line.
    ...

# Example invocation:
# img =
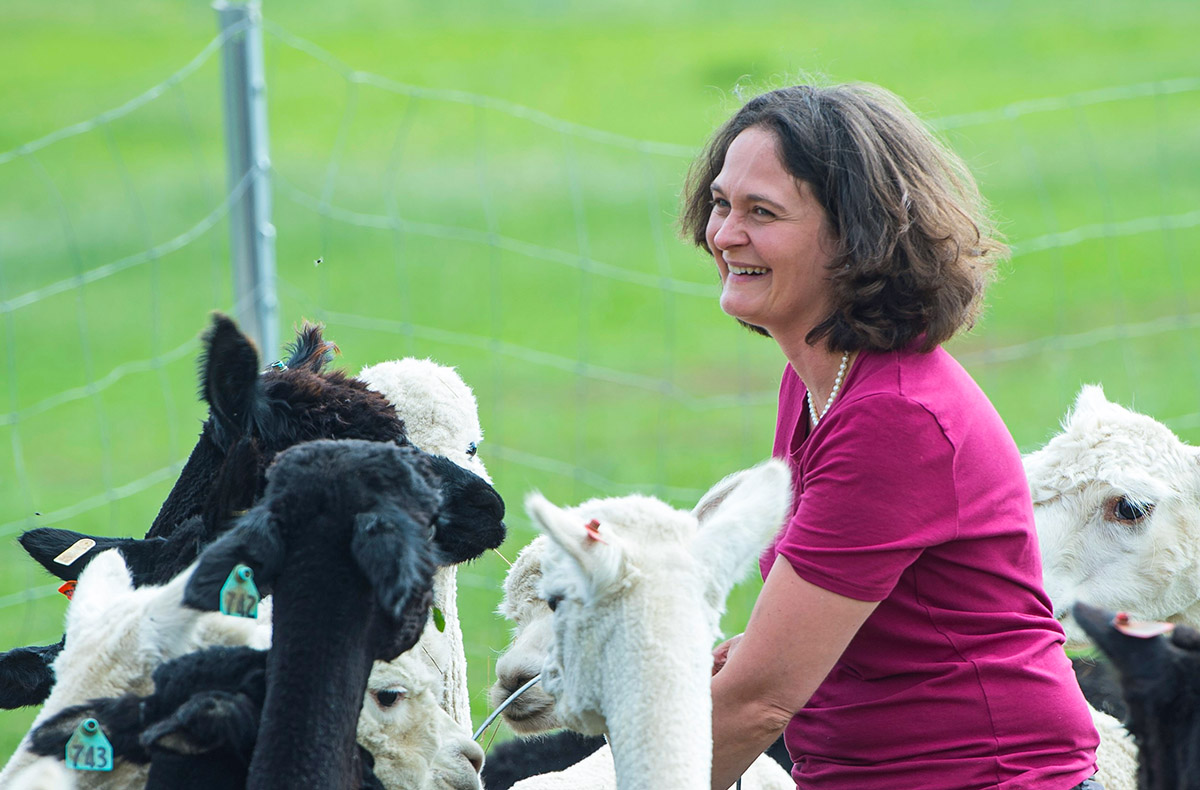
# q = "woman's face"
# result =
<box><xmin>705</xmin><ymin>126</ymin><xmax>838</xmax><ymax>341</ymax></box>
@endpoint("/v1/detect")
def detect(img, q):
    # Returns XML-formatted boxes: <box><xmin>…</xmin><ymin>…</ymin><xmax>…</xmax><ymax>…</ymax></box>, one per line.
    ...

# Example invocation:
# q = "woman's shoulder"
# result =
<box><xmin>848</xmin><ymin>346</ymin><xmax>981</xmax><ymax>407</ymax></box>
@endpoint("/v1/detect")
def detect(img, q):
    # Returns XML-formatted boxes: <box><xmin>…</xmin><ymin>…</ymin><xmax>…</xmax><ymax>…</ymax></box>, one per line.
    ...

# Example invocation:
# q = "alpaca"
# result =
<box><xmin>1073</xmin><ymin>601</ymin><xmax>1200</xmax><ymax>790</ymax></box>
<box><xmin>525</xmin><ymin>460</ymin><xmax>792</xmax><ymax>789</ymax></box>
<box><xmin>356</xmin><ymin>627</ymin><xmax>485</xmax><ymax>790</ymax></box>
<box><xmin>183</xmin><ymin>438</ymin><xmax>442</xmax><ymax>789</ymax></box>
<box><xmin>0</xmin><ymin>550</ymin><xmax>271</xmax><ymax>788</ymax></box>
<box><xmin>358</xmin><ymin>357</ymin><xmax>498</xmax><ymax>731</ymax></box>
<box><xmin>488</xmin><ymin>533</ymin><xmax>791</xmax><ymax>790</ymax></box>
<box><xmin>2</xmin><ymin>319</ymin><xmax>506</xmax><ymax>709</ymax></box>
<box><xmin>1026</xmin><ymin>385</ymin><xmax>1200</xmax><ymax>648</ymax></box>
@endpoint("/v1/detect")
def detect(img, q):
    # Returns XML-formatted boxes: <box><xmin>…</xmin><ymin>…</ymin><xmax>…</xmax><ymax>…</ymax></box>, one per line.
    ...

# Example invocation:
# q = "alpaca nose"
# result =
<box><xmin>501</xmin><ymin>669</ymin><xmax>537</xmax><ymax>695</ymax></box>
<box><xmin>462</xmin><ymin>737</ymin><xmax>485</xmax><ymax>775</ymax></box>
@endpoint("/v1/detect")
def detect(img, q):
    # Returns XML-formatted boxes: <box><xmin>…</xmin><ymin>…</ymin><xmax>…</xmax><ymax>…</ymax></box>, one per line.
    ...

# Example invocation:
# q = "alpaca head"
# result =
<box><xmin>524</xmin><ymin>459</ymin><xmax>791</xmax><ymax>739</ymax></box>
<box><xmin>358</xmin><ymin>358</ymin><xmax>491</xmax><ymax>484</ymax></box>
<box><xmin>1073</xmin><ymin>601</ymin><xmax>1200</xmax><ymax>790</ymax></box>
<box><xmin>489</xmin><ymin>536</ymin><xmax>561</xmax><ymax>733</ymax></box>
<box><xmin>357</xmin><ymin>636</ymin><xmax>484</xmax><ymax>790</ymax></box>
<box><xmin>1025</xmin><ymin>385</ymin><xmax>1200</xmax><ymax>647</ymax></box>
<box><xmin>184</xmin><ymin>439</ymin><xmax>442</xmax><ymax>662</ymax></box>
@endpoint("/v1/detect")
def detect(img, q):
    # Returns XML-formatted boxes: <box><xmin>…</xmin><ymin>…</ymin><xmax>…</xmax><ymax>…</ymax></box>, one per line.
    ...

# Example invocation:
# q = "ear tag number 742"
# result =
<box><xmin>220</xmin><ymin>564</ymin><xmax>260</xmax><ymax>618</ymax></box>
<box><xmin>65</xmin><ymin>718</ymin><xmax>113</xmax><ymax>772</ymax></box>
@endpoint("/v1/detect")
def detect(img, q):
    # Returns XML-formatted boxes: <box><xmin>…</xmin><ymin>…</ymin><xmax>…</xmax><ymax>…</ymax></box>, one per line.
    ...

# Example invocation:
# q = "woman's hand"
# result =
<box><xmin>712</xmin><ymin>633</ymin><xmax>744</xmax><ymax>676</ymax></box>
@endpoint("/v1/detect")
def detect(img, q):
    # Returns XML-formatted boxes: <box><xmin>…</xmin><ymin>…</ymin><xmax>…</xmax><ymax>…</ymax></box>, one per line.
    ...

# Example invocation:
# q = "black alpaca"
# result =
<box><xmin>1074</xmin><ymin>601</ymin><xmax>1200</xmax><ymax>790</ymax></box>
<box><xmin>0</xmin><ymin>314</ymin><xmax>505</xmax><ymax>709</ymax></box>
<box><xmin>183</xmin><ymin>438</ymin><xmax>441</xmax><ymax>789</ymax></box>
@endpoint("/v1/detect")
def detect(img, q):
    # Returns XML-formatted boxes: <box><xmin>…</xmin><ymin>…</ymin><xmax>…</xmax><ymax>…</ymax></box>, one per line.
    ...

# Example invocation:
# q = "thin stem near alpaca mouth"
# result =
<box><xmin>473</xmin><ymin>674</ymin><xmax>542</xmax><ymax>741</ymax></box>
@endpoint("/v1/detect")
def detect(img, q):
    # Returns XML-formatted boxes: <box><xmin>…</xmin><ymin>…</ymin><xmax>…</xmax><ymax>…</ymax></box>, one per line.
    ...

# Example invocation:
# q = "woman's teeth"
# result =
<box><xmin>729</xmin><ymin>264</ymin><xmax>769</xmax><ymax>275</ymax></box>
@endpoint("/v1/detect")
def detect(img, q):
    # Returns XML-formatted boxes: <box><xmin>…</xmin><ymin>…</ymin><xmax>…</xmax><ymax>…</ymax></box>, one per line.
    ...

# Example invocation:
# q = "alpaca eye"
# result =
<box><xmin>466</xmin><ymin>441</ymin><xmax>478</xmax><ymax>457</ymax></box>
<box><xmin>546</xmin><ymin>594</ymin><xmax>563</xmax><ymax>613</ymax></box>
<box><xmin>374</xmin><ymin>688</ymin><xmax>407</xmax><ymax>708</ymax></box>
<box><xmin>1110</xmin><ymin>496</ymin><xmax>1153</xmax><ymax>524</ymax></box>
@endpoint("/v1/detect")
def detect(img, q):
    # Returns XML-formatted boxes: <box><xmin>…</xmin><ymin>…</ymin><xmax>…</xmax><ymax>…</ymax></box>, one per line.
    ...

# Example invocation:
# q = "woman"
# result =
<box><xmin>680</xmin><ymin>84</ymin><xmax>1100</xmax><ymax>789</ymax></box>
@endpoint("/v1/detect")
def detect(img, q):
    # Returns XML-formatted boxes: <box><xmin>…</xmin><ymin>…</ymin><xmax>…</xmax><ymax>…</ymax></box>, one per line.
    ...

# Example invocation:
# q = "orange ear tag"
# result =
<box><xmin>583</xmin><ymin>519</ymin><xmax>606</xmax><ymax>544</ymax></box>
<box><xmin>58</xmin><ymin>580</ymin><xmax>77</xmax><ymax>600</ymax></box>
<box><xmin>1112</xmin><ymin>611</ymin><xmax>1176</xmax><ymax>639</ymax></box>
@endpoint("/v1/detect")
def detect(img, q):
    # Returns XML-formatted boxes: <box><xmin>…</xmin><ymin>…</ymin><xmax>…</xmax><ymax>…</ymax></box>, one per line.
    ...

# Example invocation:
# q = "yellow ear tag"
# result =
<box><xmin>219</xmin><ymin>564</ymin><xmax>260</xmax><ymax>618</ymax></box>
<box><xmin>54</xmin><ymin>539</ymin><xmax>95</xmax><ymax>566</ymax></box>
<box><xmin>65</xmin><ymin>718</ymin><xmax>113</xmax><ymax>772</ymax></box>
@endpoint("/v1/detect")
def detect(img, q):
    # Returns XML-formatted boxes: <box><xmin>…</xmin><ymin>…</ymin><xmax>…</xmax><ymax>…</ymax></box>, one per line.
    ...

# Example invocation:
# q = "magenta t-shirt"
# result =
<box><xmin>763</xmin><ymin>345</ymin><xmax>1097</xmax><ymax>789</ymax></box>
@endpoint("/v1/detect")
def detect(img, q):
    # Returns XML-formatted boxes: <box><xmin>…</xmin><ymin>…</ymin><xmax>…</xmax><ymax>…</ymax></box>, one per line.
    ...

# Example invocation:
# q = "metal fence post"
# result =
<box><xmin>215</xmin><ymin>0</ymin><xmax>277</xmax><ymax>360</ymax></box>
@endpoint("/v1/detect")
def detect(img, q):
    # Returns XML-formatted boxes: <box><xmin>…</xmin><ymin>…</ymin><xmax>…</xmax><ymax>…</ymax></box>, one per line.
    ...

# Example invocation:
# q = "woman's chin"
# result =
<box><xmin>718</xmin><ymin>293</ymin><xmax>760</xmax><ymax>324</ymax></box>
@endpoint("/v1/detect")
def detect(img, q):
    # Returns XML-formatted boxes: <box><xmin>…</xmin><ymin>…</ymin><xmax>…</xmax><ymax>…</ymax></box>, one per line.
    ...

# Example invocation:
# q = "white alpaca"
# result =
<box><xmin>1090</xmin><ymin>705</ymin><xmax>1138</xmax><ymax>790</ymax></box>
<box><xmin>359</xmin><ymin>357</ymin><xmax>492</xmax><ymax>732</ymax></box>
<box><xmin>524</xmin><ymin>460</ymin><xmax>791</xmax><ymax>789</ymax></box>
<box><xmin>358</xmin><ymin>626</ymin><xmax>485</xmax><ymax>790</ymax></box>
<box><xmin>0</xmin><ymin>550</ymin><xmax>271</xmax><ymax>788</ymax></box>
<box><xmin>492</xmin><ymin>534</ymin><xmax>793</xmax><ymax>790</ymax></box>
<box><xmin>1025</xmin><ymin>384</ymin><xmax>1200</xmax><ymax>647</ymax></box>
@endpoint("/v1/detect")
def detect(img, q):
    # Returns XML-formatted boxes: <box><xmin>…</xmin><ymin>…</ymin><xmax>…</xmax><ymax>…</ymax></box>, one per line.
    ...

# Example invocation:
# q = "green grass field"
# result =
<box><xmin>1</xmin><ymin>0</ymin><xmax>1198</xmax><ymax>761</ymax></box>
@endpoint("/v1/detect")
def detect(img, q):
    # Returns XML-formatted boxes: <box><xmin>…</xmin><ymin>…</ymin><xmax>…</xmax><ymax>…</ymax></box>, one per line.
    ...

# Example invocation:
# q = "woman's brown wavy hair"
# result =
<box><xmin>680</xmin><ymin>83</ymin><xmax>1007</xmax><ymax>352</ymax></box>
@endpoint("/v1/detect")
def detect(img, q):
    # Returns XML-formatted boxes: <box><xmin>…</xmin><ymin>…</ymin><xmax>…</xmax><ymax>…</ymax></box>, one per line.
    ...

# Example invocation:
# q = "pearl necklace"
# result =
<box><xmin>807</xmin><ymin>351</ymin><xmax>850</xmax><ymax>428</ymax></box>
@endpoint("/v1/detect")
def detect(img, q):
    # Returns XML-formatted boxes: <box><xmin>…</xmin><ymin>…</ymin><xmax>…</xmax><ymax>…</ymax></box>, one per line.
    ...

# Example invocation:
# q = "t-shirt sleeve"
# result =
<box><xmin>774</xmin><ymin>393</ymin><xmax>959</xmax><ymax>602</ymax></box>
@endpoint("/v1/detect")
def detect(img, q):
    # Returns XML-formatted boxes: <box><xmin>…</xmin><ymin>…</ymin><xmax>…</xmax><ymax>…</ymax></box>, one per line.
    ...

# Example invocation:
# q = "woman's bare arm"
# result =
<box><xmin>711</xmin><ymin>554</ymin><xmax>878</xmax><ymax>790</ymax></box>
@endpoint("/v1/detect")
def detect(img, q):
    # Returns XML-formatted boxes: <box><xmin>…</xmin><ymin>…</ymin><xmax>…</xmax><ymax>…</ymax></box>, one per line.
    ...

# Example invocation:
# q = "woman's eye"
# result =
<box><xmin>374</xmin><ymin>688</ymin><xmax>406</xmax><ymax>708</ymax></box>
<box><xmin>752</xmin><ymin>206</ymin><xmax>775</xmax><ymax>218</ymax></box>
<box><xmin>466</xmin><ymin>441</ymin><xmax>478</xmax><ymax>457</ymax></box>
<box><xmin>710</xmin><ymin>197</ymin><xmax>731</xmax><ymax>213</ymax></box>
<box><xmin>1112</xmin><ymin>496</ymin><xmax>1153</xmax><ymax>523</ymax></box>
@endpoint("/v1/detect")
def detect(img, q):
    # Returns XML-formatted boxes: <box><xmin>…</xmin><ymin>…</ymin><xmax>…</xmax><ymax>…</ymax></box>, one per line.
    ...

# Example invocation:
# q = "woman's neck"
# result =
<box><xmin>783</xmin><ymin>342</ymin><xmax>856</xmax><ymax>421</ymax></box>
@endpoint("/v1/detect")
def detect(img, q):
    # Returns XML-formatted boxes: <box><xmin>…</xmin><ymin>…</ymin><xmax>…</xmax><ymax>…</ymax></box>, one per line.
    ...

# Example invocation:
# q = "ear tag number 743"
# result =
<box><xmin>65</xmin><ymin>718</ymin><xmax>113</xmax><ymax>772</ymax></box>
<box><xmin>220</xmin><ymin>564</ymin><xmax>260</xmax><ymax>618</ymax></box>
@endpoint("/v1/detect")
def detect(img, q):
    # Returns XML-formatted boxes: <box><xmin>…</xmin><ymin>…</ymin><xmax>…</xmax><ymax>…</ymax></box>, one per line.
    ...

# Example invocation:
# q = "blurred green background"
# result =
<box><xmin>2</xmin><ymin>0</ymin><xmax>1198</xmax><ymax>760</ymax></box>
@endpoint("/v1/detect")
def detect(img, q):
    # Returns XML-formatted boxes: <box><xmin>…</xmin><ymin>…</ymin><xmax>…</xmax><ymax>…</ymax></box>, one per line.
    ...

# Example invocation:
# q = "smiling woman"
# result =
<box><xmin>679</xmin><ymin>84</ymin><xmax>1102</xmax><ymax>790</ymax></box>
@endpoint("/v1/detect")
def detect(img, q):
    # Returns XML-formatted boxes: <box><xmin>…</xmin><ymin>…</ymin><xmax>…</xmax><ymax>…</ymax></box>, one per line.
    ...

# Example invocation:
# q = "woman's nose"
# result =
<box><xmin>711</xmin><ymin>212</ymin><xmax>746</xmax><ymax>251</ymax></box>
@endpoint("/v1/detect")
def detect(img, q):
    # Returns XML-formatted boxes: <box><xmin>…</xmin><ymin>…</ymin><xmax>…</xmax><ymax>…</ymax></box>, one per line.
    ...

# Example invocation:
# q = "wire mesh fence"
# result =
<box><xmin>1</xmin><ymin>4</ymin><xmax>1198</xmax><ymax>752</ymax></box>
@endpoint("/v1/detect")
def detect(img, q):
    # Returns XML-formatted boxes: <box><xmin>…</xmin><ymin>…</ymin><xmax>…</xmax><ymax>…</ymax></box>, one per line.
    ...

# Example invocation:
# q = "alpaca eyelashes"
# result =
<box><xmin>1108</xmin><ymin>496</ymin><xmax>1153</xmax><ymax>525</ymax></box>
<box><xmin>373</xmin><ymin>688</ymin><xmax>408</xmax><ymax>708</ymax></box>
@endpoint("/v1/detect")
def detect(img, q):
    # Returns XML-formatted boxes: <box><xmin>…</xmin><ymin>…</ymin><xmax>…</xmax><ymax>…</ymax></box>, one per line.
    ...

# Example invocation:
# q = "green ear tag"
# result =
<box><xmin>432</xmin><ymin>606</ymin><xmax>446</xmax><ymax>633</ymax></box>
<box><xmin>65</xmin><ymin>718</ymin><xmax>113</xmax><ymax>772</ymax></box>
<box><xmin>219</xmin><ymin>564</ymin><xmax>260</xmax><ymax>618</ymax></box>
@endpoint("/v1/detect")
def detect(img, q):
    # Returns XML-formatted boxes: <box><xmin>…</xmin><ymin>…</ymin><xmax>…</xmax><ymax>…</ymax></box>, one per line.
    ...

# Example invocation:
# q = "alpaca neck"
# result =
<box><xmin>601</xmin><ymin>618</ymin><xmax>712</xmax><ymax>790</ymax></box>
<box><xmin>247</xmin><ymin>565</ymin><xmax>374</xmax><ymax>790</ymax></box>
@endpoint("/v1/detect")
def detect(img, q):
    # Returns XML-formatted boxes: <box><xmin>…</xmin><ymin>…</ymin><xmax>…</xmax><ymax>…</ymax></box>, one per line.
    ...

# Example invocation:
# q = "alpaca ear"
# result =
<box><xmin>691</xmin><ymin>467</ymin><xmax>756</xmax><ymax>523</ymax></box>
<box><xmin>0</xmin><ymin>642</ymin><xmax>60</xmax><ymax>709</ymax></box>
<box><xmin>184</xmin><ymin>506</ymin><xmax>283</xmax><ymax>612</ymax></box>
<box><xmin>691</xmin><ymin>459</ymin><xmax>792</xmax><ymax>606</ymax></box>
<box><xmin>525</xmin><ymin>493</ymin><xmax>626</xmax><ymax>587</ymax></box>
<box><xmin>1072</xmin><ymin>601</ymin><xmax>1172</xmax><ymax>682</ymax></box>
<box><xmin>201</xmin><ymin>313</ymin><xmax>263</xmax><ymax>435</ymax></box>
<box><xmin>19</xmin><ymin>528</ymin><xmax>170</xmax><ymax>586</ymax></box>
<box><xmin>1065</xmin><ymin>384</ymin><xmax>1112</xmax><ymax>429</ymax></box>
<box><xmin>140</xmin><ymin>690</ymin><xmax>260</xmax><ymax>757</ymax></box>
<box><xmin>351</xmin><ymin>507</ymin><xmax>437</xmax><ymax>622</ymax></box>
